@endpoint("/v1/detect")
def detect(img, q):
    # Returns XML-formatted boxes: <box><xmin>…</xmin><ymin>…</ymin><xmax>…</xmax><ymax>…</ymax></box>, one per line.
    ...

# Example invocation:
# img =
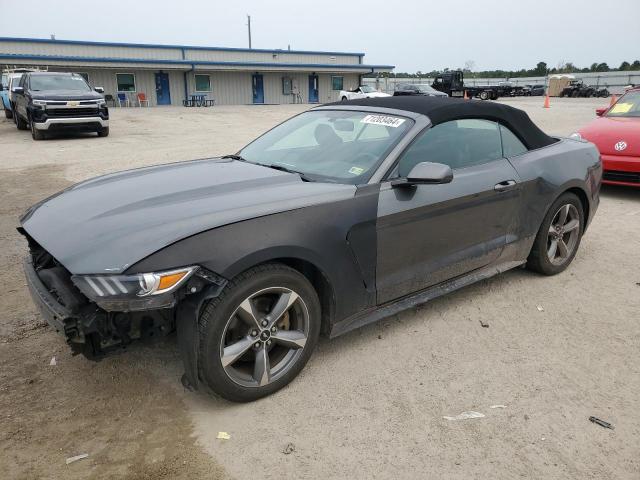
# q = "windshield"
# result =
<box><xmin>606</xmin><ymin>91</ymin><xmax>640</xmax><ymax>118</ymax></box>
<box><xmin>29</xmin><ymin>74</ymin><xmax>91</xmax><ymax>92</ymax></box>
<box><xmin>239</xmin><ymin>110</ymin><xmax>412</xmax><ymax>184</ymax></box>
<box><xmin>359</xmin><ymin>85</ymin><xmax>375</xmax><ymax>93</ymax></box>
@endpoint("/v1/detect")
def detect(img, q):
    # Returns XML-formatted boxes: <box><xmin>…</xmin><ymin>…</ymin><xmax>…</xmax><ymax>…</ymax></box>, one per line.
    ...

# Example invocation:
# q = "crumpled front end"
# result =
<box><xmin>20</xmin><ymin>229</ymin><xmax>225</xmax><ymax>358</ymax></box>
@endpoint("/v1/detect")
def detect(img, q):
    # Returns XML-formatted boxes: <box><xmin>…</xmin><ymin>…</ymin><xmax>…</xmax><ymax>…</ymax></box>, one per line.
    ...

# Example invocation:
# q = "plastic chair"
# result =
<box><xmin>137</xmin><ymin>92</ymin><xmax>149</xmax><ymax>107</ymax></box>
<box><xmin>117</xmin><ymin>93</ymin><xmax>130</xmax><ymax>107</ymax></box>
<box><xmin>104</xmin><ymin>94</ymin><xmax>116</xmax><ymax>107</ymax></box>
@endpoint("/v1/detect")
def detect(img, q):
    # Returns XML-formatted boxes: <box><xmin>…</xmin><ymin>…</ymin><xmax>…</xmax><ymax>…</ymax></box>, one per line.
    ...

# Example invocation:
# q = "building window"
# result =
<box><xmin>116</xmin><ymin>73</ymin><xmax>136</xmax><ymax>92</ymax></box>
<box><xmin>195</xmin><ymin>74</ymin><xmax>211</xmax><ymax>92</ymax></box>
<box><xmin>331</xmin><ymin>76</ymin><xmax>344</xmax><ymax>91</ymax></box>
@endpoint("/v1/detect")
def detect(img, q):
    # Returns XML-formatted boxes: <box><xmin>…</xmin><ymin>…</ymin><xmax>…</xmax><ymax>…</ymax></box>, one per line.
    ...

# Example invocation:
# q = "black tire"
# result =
<box><xmin>97</xmin><ymin>127</ymin><xmax>109</xmax><ymax>137</ymax></box>
<box><xmin>4</xmin><ymin>108</ymin><xmax>12</xmax><ymax>119</ymax></box>
<box><xmin>527</xmin><ymin>192</ymin><xmax>584</xmax><ymax>275</ymax></box>
<box><xmin>479</xmin><ymin>91</ymin><xmax>489</xmax><ymax>100</ymax></box>
<box><xmin>198</xmin><ymin>263</ymin><xmax>321</xmax><ymax>402</ymax></box>
<box><xmin>31</xmin><ymin>118</ymin><xmax>45</xmax><ymax>140</ymax></box>
<box><xmin>16</xmin><ymin>111</ymin><xmax>28</xmax><ymax>130</ymax></box>
<box><xmin>571</xmin><ymin>90</ymin><xmax>579</xmax><ymax>98</ymax></box>
<box><xmin>341</xmin><ymin>96</ymin><xmax>348</xmax><ymax>102</ymax></box>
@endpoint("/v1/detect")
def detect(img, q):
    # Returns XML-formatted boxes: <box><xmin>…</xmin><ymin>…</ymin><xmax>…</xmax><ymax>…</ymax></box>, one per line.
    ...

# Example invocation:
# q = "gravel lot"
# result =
<box><xmin>1</xmin><ymin>97</ymin><xmax>638</xmax><ymax>480</ymax></box>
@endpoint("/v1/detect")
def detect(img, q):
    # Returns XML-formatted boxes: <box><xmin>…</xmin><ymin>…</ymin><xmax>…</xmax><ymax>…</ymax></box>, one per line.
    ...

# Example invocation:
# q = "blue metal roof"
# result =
<box><xmin>0</xmin><ymin>36</ymin><xmax>367</xmax><ymax>58</ymax></box>
<box><xmin>0</xmin><ymin>53</ymin><xmax>394</xmax><ymax>70</ymax></box>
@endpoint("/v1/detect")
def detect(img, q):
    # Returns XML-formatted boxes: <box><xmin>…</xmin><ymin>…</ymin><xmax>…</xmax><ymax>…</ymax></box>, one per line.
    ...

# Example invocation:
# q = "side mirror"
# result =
<box><xmin>94</xmin><ymin>86</ymin><xmax>104</xmax><ymax>94</ymax></box>
<box><xmin>595</xmin><ymin>107</ymin><xmax>607</xmax><ymax>117</ymax></box>
<box><xmin>391</xmin><ymin>162</ymin><xmax>453</xmax><ymax>187</ymax></box>
<box><xmin>12</xmin><ymin>86</ymin><xmax>24</xmax><ymax>95</ymax></box>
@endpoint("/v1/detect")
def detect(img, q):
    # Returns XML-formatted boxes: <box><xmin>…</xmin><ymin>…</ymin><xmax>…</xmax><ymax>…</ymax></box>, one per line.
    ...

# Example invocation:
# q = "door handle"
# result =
<box><xmin>494</xmin><ymin>180</ymin><xmax>517</xmax><ymax>192</ymax></box>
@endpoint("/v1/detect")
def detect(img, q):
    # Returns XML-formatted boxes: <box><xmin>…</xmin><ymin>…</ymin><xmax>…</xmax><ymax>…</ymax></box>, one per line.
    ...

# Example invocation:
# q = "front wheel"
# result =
<box><xmin>479</xmin><ymin>91</ymin><xmax>489</xmax><ymax>100</ymax></box>
<box><xmin>97</xmin><ymin>127</ymin><xmax>109</xmax><ymax>137</ymax></box>
<box><xmin>16</xmin><ymin>112</ymin><xmax>28</xmax><ymax>130</ymax></box>
<box><xmin>4</xmin><ymin>108</ymin><xmax>12</xmax><ymax>119</ymax></box>
<box><xmin>31</xmin><ymin>119</ymin><xmax>45</xmax><ymax>140</ymax></box>
<box><xmin>198</xmin><ymin>263</ymin><xmax>321</xmax><ymax>402</ymax></box>
<box><xmin>527</xmin><ymin>192</ymin><xmax>583</xmax><ymax>275</ymax></box>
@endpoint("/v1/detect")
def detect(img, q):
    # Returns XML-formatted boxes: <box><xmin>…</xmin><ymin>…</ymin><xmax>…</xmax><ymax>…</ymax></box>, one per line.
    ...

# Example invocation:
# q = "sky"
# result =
<box><xmin>1</xmin><ymin>0</ymin><xmax>639</xmax><ymax>72</ymax></box>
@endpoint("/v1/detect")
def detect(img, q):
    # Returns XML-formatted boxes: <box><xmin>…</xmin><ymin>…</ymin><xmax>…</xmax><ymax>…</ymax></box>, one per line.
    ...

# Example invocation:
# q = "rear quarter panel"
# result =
<box><xmin>508</xmin><ymin>138</ymin><xmax>601</xmax><ymax>255</ymax></box>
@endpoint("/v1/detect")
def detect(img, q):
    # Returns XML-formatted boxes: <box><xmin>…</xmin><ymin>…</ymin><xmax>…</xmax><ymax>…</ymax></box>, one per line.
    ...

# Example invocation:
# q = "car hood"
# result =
<box><xmin>20</xmin><ymin>158</ymin><xmax>355</xmax><ymax>274</ymax></box>
<box><xmin>30</xmin><ymin>90</ymin><xmax>103</xmax><ymax>101</ymax></box>
<box><xmin>578</xmin><ymin>116</ymin><xmax>640</xmax><ymax>156</ymax></box>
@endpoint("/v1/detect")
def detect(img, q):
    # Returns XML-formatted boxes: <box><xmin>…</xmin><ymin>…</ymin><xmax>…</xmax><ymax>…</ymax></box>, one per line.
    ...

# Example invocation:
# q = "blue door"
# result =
<box><xmin>155</xmin><ymin>72</ymin><xmax>171</xmax><ymax>105</ymax></box>
<box><xmin>252</xmin><ymin>74</ymin><xmax>264</xmax><ymax>104</ymax></box>
<box><xmin>308</xmin><ymin>75</ymin><xmax>319</xmax><ymax>103</ymax></box>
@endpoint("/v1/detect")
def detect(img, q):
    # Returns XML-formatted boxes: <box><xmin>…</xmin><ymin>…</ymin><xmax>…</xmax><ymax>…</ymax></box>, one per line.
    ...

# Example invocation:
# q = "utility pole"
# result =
<box><xmin>247</xmin><ymin>15</ymin><xmax>252</xmax><ymax>49</ymax></box>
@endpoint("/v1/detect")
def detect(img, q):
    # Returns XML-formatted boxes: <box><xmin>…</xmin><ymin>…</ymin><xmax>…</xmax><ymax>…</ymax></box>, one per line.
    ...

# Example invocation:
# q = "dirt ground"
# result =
<box><xmin>0</xmin><ymin>98</ymin><xmax>638</xmax><ymax>479</ymax></box>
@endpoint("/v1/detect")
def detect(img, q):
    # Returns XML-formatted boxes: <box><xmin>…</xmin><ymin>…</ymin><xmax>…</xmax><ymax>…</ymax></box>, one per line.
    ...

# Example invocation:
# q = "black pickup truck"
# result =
<box><xmin>431</xmin><ymin>70</ymin><xmax>514</xmax><ymax>100</ymax></box>
<box><xmin>12</xmin><ymin>72</ymin><xmax>109</xmax><ymax>140</ymax></box>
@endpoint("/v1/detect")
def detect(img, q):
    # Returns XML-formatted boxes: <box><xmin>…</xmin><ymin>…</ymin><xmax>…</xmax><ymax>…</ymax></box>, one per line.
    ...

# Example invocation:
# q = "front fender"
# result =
<box><xmin>130</xmin><ymin>187</ymin><xmax>380</xmax><ymax>325</ymax></box>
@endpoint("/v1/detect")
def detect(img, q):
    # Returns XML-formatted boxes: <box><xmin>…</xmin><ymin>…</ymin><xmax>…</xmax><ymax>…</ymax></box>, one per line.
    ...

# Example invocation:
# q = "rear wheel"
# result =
<box><xmin>198</xmin><ymin>263</ymin><xmax>321</xmax><ymax>402</ymax></box>
<box><xmin>341</xmin><ymin>96</ymin><xmax>348</xmax><ymax>102</ymax></box>
<box><xmin>527</xmin><ymin>193</ymin><xmax>583</xmax><ymax>275</ymax></box>
<box><xmin>479</xmin><ymin>91</ymin><xmax>489</xmax><ymax>100</ymax></box>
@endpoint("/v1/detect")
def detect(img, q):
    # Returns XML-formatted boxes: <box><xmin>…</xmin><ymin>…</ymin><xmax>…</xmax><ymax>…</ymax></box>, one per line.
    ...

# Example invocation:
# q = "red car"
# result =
<box><xmin>577</xmin><ymin>87</ymin><xmax>640</xmax><ymax>186</ymax></box>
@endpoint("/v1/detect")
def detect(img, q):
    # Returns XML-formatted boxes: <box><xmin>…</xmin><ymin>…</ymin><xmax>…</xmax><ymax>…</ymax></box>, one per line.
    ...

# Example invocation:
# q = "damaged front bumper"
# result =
<box><xmin>23</xmin><ymin>257</ymin><xmax>105</xmax><ymax>356</ymax></box>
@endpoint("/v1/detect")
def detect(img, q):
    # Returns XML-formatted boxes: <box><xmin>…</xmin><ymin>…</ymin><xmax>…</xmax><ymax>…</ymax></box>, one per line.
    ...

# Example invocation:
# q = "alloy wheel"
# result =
<box><xmin>220</xmin><ymin>287</ymin><xmax>309</xmax><ymax>388</ymax></box>
<box><xmin>547</xmin><ymin>204</ymin><xmax>580</xmax><ymax>266</ymax></box>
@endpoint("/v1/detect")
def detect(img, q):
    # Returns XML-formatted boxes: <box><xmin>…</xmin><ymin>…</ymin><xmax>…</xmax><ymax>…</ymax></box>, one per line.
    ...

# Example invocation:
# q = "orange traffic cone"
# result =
<box><xmin>609</xmin><ymin>94</ymin><xmax>618</xmax><ymax>107</ymax></box>
<box><xmin>463</xmin><ymin>90</ymin><xmax>469</xmax><ymax>100</ymax></box>
<box><xmin>543</xmin><ymin>94</ymin><xmax>550</xmax><ymax>108</ymax></box>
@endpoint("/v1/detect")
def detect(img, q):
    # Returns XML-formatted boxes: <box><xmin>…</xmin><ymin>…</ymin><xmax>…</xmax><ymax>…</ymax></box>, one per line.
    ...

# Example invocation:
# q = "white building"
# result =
<box><xmin>0</xmin><ymin>37</ymin><xmax>393</xmax><ymax>106</ymax></box>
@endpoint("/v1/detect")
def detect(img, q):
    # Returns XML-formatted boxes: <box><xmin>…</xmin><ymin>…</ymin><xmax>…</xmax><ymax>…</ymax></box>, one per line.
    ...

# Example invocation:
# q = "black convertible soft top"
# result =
<box><xmin>330</xmin><ymin>96</ymin><xmax>557</xmax><ymax>150</ymax></box>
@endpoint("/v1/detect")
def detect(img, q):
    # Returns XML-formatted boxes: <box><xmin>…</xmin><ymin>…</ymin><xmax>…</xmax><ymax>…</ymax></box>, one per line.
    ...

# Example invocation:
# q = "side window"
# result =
<box><xmin>499</xmin><ymin>124</ymin><xmax>528</xmax><ymax>157</ymax></box>
<box><xmin>393</xmin><ymin>119</ymin><xmax>502</xmax><ymax>178</ymax></box>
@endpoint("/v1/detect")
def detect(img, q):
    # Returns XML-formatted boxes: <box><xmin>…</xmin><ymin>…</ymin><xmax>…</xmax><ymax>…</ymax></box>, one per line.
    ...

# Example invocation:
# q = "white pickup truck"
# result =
<box><xmin>340</xmin><ymin>85</ymin><xmax>390</xmax><ymax>101</ymax></box>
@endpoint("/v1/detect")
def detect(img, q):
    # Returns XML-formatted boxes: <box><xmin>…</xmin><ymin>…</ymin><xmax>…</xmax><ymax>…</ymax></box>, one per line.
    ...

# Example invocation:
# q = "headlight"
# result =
<box><xmin>96</xmin><ymin>99</ymin><xmax>106</xmax><ymax>106</ymax></box>
<box><xmin>72</xmin><ymin>266</ymin><xmax>197</xmax><ymax>311</ymax></box>
<box><xmin>569</xmin><ymin>132</ymin><xmax>583</xmax><ymax>140</ymax></box>
<box><xmin>32</xmin><ymin>100</ymin><xmax>47</xmax><ymax>107</ymax></box>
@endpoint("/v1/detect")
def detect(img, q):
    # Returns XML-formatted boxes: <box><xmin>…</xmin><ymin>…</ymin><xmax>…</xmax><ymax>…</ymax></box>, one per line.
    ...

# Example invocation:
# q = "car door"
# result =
<box><xmin>16</xmin><ymin>74</ymin><xmax>29</xmax><ymax>119</ymax></box>
<box><xmin>375</xmin><ymin>119</ymin><xmax>522</xmax><ymax>304</ymax></box>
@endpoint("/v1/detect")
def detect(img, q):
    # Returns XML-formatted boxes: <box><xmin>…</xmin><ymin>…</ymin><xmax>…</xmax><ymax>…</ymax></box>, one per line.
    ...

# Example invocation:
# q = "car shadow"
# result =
<box><xmin>600</xmin><ymin>184</ymin><xmax>640</xmax><ymax>202</ymax></box>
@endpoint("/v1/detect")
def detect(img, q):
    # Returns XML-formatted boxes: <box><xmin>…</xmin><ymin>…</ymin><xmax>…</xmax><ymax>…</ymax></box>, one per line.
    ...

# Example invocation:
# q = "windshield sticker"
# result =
<box><xmin>360</xmin><ymin>115</ymin><xmax>406</xmax><ymax>128</ymax></box>
<box><xmin>610</xmin><ymin>103</ymin><xmax>632</xmax><ymax>114</ymax></box>
<box><xmin>348</xmin><ymin>166</ymin><xmax>365</xmax><ymax>175</ymax></box>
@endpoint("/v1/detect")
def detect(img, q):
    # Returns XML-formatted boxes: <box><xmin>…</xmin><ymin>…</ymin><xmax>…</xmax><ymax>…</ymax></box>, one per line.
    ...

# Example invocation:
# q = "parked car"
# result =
<box><xmin>340</xmin><ymin>85</ymin><xmax>390</xmax><ymax>101</ymax></box>
<box><xmin>1</xmin><ymin>73</ymin><xmax>9</xmax><ymax>117</ymax></box>
<box><xmin>1</xmin><ymin>71</ymin><xmax>28</xmax><ymax>119</ymax></box>
<box><xmin>575</xmin><ymin>87</ymin><xmax>640</xmax><ymax>186</ymax></box>
<box><xmin>12</xmin><ymin>72</ymin><xmax>108</xmax><ymax>140</ymax></box>
<box><xmin>528</xmin><ymin>84</ymin><xmax>546</xmax><ymax>96</ymax></box>
<box><xmin>393</xmin><ymin>83</ymin><xmax>448</xmax><ymax>97</ymax></box>
<box><xmin>20</xmin><ymin>96</ymin><xmax>601</xmax><ymax>402</ymax></box>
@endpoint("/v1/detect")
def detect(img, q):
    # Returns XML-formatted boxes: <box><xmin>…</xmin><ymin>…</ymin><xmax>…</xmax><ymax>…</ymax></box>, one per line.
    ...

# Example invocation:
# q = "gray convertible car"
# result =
<box><xmin>20</xmin><ymin>96</ymin><xmax>601</xmax><ymax>402</ymax></box>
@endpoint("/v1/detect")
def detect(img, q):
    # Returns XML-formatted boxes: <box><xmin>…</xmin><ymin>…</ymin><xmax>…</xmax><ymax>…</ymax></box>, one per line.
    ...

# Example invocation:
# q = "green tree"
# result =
<box><xmin>534</xmin><ymin>62</ymin><xmax>547</xmax><ymax>75</ymax></box>
<box><xmin>631</xmin><ymin>60</ymin><xmax>640</xmax><ymax>70</ymax></box>
<box><xmin>596</xmin><ymin>63</ymin><xmax>610</xmax><ymax>72</ymax></box>
<box><xmin>619</xmin><ymin>61</ymin><xmax>631</xmax><ymax>71</ymax></box>
<box><xmin>590</xmin><ymin>63</ymin><xmax>598</xmax><ymax>72</ymax></box>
